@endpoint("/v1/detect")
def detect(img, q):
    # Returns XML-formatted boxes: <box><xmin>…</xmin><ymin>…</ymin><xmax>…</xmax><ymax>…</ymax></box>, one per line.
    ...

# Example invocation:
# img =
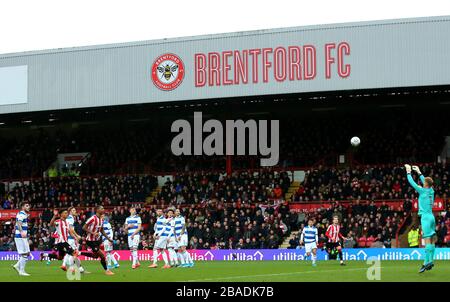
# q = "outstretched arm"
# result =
<box><xmin>49</xmin><ymin>215</ymin><xmax>58</xmax><ymax>227</ymax></box>
<box><xmin>49</xmin><ymin>210</ymin><xmax>59</xmax><ymax>227</ymax></box>
<box><xmin>412</xmin><ymin>166</ymin><xmax>425</xmax><ymax>184</ymax></box>
<box><xmin>419</xmin><ymin>174</ymin><xmax>425</xmax><ymax>184</ymax></box>
<box><xmin>407</xmin><ymin>173</ymin><xmax>423</xmax><ymax>193</ymax></box>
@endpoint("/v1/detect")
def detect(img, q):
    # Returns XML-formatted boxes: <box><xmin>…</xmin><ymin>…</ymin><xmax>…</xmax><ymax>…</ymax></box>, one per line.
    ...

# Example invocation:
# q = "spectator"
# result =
<box><xmin>266</xmin><ymin>235</ymin><xmax>279</xmax><ymax>249</ymax></box>
<box><xmin>289</xmin><ymin>235</ymin><xmax>300</xmax><ymax>249</ymax></box>
<box><xmin>371</xmin><ymin>234</ymin><xmax>385</xmax><ymax>248</ymax></box>
<box><xmin>235</xmin><ymin>238</ymin><xmax>244</xmax><ymax>249</ymax></box>
<box><xmin>408</xmin><ymin>225</ymin><xmax>420</xmax><ymax>248</ymax></box>
<box><xmin>343</xmin><ymin>231</ymin><xmax>356</xmax><ymax>248</ymax></box>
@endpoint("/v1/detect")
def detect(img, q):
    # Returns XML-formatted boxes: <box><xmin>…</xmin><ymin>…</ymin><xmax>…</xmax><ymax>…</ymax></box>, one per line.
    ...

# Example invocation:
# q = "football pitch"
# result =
<box><xmin>0</xmin><ymin>260</ymin><xmax>449</xmax><ymax>282</ymax></box>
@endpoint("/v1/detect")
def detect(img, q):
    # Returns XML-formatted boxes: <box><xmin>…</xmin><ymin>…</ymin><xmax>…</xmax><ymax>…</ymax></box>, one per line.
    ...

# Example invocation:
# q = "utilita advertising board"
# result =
<box><xmin>2</xmin><ymin>249</ymin><xmax>450</xmax><ymax>261</ymax></box>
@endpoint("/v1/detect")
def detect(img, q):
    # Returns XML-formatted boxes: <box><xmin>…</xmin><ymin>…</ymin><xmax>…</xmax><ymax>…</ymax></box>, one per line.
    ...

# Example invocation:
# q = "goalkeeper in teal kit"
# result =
<box><xmin>404</xmin><ymin>164</ymin><xmax>436</xmax><ymax>273</ymax></box>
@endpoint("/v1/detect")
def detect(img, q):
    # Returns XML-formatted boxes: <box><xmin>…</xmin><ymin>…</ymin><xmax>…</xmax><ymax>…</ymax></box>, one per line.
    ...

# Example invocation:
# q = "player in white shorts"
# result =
<box><xmin>174</xmin><ymin>209</ymin><xmax>193</xmax><ymax>267</ymax></box>
<box><xmin>49</xmin><ymin>208</ymin><xmax>82</xmax><ymax>273</ymax></box>
<box><xmin>150</xmin><ymin>209</ymin><xmax>176</xmax><ymax>268</ymax></box>
<box><xmin>124</xmin><ymin>207</ymin><xmax>142</xmax><ymax>269</ymax></box>
<box><xmin>63</xmin><ymin>207</ymin><xmax>86</xmax><ymax>273</ymax></box>
<box><xmin>300</xmin><ymin>218</ymin><xmax>319</xmax><ymax>266</ymax></box>
<box><xmin>149</xmin><ymin>209</ymin><xmax>166</xmax><ymax>268</ymax></box>
<box><xmin>12</xmin><ymin>202</ymin><xmax>31</xmax><ymax>276</ymax></box>
<box><xmin>163</xmin><ymin>208</ymin><xmax>178</xmax><ymax>267</ymax></box>
<box><xmin>165</xmin><ymin>209</ymin><xmax>179</xmax><ymax>267</ymax></box>
<box><xmin>102</xmin><ymin>214</ymin><xmax>119</xmax><ymax>269</ymax></box>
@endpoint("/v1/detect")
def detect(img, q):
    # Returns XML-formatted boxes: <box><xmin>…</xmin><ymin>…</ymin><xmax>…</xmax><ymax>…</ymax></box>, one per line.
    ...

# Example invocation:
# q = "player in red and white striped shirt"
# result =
<box><xmin>85</xmin><ymin>213</ymin><xmax>103</xmax><ymax>241</ymax></box>
<box><xmin>43</xmin><ymin>209</ymin><xmax>82</xmax><ymax>272</ymax></box>
<box><xmin>325</xmin><ymin>215</ymin><xmax>346</xmax><ymax>266</ymax></box>
<box><xmin>54</xmin><ymin>217</ymin><xmax>70</xmax><ymax>243</ymax></box>
<box><xmin>81</xmin><ymin>205</ymin><xmax>114</xmax><ymax>275</ymax></box>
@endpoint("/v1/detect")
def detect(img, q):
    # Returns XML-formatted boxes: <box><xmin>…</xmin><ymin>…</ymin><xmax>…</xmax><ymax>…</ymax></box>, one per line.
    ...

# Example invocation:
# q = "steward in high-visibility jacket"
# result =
<box><xmin>408</xmin><ymin>227</ymin><xmax>420</xmax><ymax>248</ymax></box>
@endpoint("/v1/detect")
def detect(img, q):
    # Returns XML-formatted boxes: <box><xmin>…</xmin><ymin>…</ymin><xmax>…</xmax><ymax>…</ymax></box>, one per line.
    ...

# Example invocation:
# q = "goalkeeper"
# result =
<box><xmin>404</xmin><ymin>164</ymin><xmax>436</xmax><ymax>273</ymax></box>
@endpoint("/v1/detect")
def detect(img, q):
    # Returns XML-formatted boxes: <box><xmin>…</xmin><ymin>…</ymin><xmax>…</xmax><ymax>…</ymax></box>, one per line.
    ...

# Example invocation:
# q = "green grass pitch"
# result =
<box><xmin>0</xmin><ymin>260</ymin><xmax>449</xmax><ymax>282</ymax></box>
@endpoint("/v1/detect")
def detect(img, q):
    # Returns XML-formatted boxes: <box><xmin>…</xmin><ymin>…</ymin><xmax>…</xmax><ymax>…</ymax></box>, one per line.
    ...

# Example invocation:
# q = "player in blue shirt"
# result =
<box><xmin>300</xmin><ymin>219</ymin><xmax>319</xmax><ymax>266</ymax></box>
<box><xmin>405</xmin><ymin>164</ymin><xmax>436</xmax><ymax>273</ymax></box>
<box><xmin>12</xmin><ymin>202</ymin><xmax>31</xmax><ymax>276</ymax></box>
<box><xmin>174</xmin><ymin>209</ymin><xmax>194</xmax><ymax>267</ymax></box>
<box><xmin>149</xmin><ymin>209</ymin><xmax>168</xmax><ymax>268</ymax></box>
<box><xmin>124</xmin><ymin>207</ymin><xmax>142</xmax><ymax>269</ymax></box>
<box><xmin>103</xmin><ymin>215</ymin><xmax>119</xmax><ymax>269</ymax></box>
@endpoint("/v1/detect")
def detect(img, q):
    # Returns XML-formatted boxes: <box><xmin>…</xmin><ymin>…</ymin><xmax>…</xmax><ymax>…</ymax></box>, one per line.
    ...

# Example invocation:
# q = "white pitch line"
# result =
<box><xmin>182</xmin><ymin>267</ymin><xmax>376</xmax><ymax>282</ymax></box>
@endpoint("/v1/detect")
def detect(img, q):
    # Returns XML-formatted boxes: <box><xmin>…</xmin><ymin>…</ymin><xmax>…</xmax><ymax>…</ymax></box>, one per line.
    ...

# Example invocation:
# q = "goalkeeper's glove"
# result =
<box><xmin>404</xmin><ymin>164</ymin><xmax>412</xmax><ymax>174</ymax></box>
<box><xmin>412</xmin><ymin>165</ymin><xmax>421</xmax><ymax>174</ymax></box>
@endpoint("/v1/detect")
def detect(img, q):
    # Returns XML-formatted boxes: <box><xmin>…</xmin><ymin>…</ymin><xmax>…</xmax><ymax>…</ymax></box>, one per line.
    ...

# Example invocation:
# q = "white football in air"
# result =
<box><xmin>350</xmin><ymin>136</ymin><xmax>361</xmax><ymax>146</ymax></box>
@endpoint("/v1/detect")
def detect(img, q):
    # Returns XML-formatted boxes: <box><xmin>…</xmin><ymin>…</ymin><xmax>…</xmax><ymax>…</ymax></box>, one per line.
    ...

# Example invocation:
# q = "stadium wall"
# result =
<box><xmin>1</xmin><ymin>16</ymin><xmax>450</xmax><ymax>114</ymax></box>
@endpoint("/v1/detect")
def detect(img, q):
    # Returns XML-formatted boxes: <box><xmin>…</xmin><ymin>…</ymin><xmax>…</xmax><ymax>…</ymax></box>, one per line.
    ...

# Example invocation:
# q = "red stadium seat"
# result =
<box><xmin>358</xmin><ymin>237</ymin><xmax>367</xmax><ymax>247</ymax></box>
<box><xmin>444</xmin><ymin>235</ymin><xmax>450</xmax><ymax>244</ymax></box>
<box><xmin>366</xmin><ymin>236</ymin><xmax>375</xmax><ymax>247</ymax></box>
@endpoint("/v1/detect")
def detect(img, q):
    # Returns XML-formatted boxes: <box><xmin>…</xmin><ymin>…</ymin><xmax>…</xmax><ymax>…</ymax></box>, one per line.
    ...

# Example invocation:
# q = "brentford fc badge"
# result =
<box><xmin>151</xmin><ymin>53</ymin><xmax>185</xmax><ymax>91</ymax></box>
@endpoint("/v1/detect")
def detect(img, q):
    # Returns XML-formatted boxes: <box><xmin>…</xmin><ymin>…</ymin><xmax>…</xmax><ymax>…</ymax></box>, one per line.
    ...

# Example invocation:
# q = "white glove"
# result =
<box><xmin>404</xmin><ymin>164</ymin><xmax>412</xmax><ymax>173</ymax></box>
<box><xmin>412</xmin><ymin>166</ymin><xmax>421</xmax><ymax>174</ymax></box>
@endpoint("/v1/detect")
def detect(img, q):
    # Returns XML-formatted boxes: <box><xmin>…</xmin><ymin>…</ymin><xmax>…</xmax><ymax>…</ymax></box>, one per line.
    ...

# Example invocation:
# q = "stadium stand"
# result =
<box><xmin>292</xmin><ymin>163</ymin><xmax>449</xmax><ymax>202</ymax></box>
<box><xmin>1</xmin><ymin>94</ymin><xmax>449</xmax><ymax>252</ymax></box>
<box><xmin>1</xmin><ymin>163</ymin><xmax>449</xmax><ymax>250</ymax></box>
<box><xmin>1</xmin><ymin>106</ymin><xmax>449</xmax><ymax>178</ymax></box>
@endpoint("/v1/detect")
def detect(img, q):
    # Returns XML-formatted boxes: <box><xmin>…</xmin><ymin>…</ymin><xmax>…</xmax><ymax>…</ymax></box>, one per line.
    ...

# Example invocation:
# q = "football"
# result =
<box><xmin>351</xmin><ymin>136</ymin><xmax>361</xmax><ymax>146</ymax></box>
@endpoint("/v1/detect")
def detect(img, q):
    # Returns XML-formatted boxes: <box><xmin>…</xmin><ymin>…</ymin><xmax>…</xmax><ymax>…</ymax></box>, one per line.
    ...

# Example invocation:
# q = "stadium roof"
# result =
<box><xmin>1</xmin><ymin>15</ymin><xmax>450</xmax><ymax>115</ymax></box>
<box><xmin>1</xmin><ymin>15</ymin><xmax>448</xmax><ymax>58</ymax></box>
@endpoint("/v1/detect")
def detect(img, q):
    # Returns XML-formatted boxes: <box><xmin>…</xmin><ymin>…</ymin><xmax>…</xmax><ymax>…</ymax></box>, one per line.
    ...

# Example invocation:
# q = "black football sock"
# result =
<box><xmin>100</xmin><ymin>258</ymin><xmax>107</xmax><ymax>270</ymax></box>
<box><xmin>80</xmin><ymin>252</ymin><xmax>96</xmax><ymax>258</ymax></box>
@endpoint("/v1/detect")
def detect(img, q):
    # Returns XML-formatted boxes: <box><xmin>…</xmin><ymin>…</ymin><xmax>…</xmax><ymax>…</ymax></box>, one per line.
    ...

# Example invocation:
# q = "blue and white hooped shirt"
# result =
<box><xmin>125</xmin><ymin>215</ymin><xmax>142</xmax><ymax>237</ymax></box>
<box><xmin>14</xmin><ymin>211</ymin><xmax>28</xmax><ymax>238</ymax></box>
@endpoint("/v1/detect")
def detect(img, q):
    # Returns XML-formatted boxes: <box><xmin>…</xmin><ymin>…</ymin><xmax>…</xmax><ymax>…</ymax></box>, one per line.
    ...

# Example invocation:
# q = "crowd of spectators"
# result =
<box><xmin>3</xmin><ymin>199</ymin><xmax>449</xmax><ymax>252</ymax></box>
<box><xmin>0</xmin><ymin>131</ymin><xmax>56</xmax><ymax>179</ymax></box>
<box><xmin>0</xmin><ymin>162</ymin><xmax>449</xmax><ymax>251</ymax></box>
<box><xmin>288</xmin><ymin>200</ymin><xmax>450</xmax><ymax>249</ymax></box>
<box><xmin>4</xmin><ymin>162</ymin><xmax>448</xmax><ymax>211</ymax></box>
<box><xmin>0</xmin><ymin>169</ymin><xmax>295</xmax><ymax>250</ymax></box>
<box><xmin>149</xmin><ymin>110</ymin><xmax>448</xmax><ymax>171</ymax></box>
<box><xmin>155</xmin><ymin>170</ymin><xmax>291</xmax><ymax>205</ymax></box>
<box><xmin>1</xmin><ymin>175</ymin><xmax>157</xmax><ymax>210</ymax></box>
<box><xmin>1</xmin><ymin>191</ymin><xmax>449</xmax><ymax>252</ymax></box>
<box><xmin>0</xmin><ymin>122</ymin><xmax>165</xmax><ymax>179</ymax></box>
<box><xmin>436</xmin><ymin>208</ymin><xmax>450</xmax><ymax>247</ymax></box>
<box><xmin>292</xmin><ymin>163</ymin><xmax>449</xmax><ymax>202</ymax></box>
<box><xmin>0</xmin><ymin>201</ymin><xmax>295</xmax><ymax>251</ymax></box>
<box><xmin>352</xmin><ymin>110</ymin><xmax>446</xmax><ymax>165</ymax></box>
<box><xmin>288</xmin><ymin>201</ymin><xmax>405</xmax><ymax>249</ymax></box>
<box><xmin>1</xmin><ymin>108</ymin><xmax>448</xmax><ymax>179</ymax></box>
